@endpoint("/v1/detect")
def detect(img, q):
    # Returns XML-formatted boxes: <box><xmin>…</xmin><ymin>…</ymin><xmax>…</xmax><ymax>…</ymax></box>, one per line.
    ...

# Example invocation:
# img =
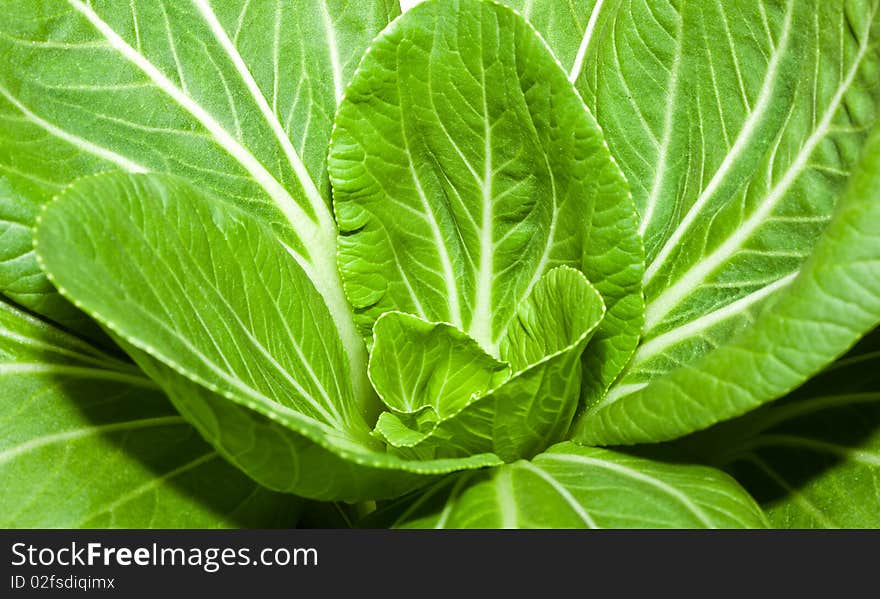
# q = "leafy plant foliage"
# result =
<box><xmin>0</xmin><ymin>0</ymin><xmax>878</xmax><ymax>528</ymax></box>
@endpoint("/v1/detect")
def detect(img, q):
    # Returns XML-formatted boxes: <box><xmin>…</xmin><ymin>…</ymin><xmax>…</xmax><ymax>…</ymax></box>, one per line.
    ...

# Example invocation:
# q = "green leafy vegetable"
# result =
<box><xmin>0</xmin><ymin>0</ymin><xmax>877</xmax><ymax>529</ymax></box>
<box><xmin>0</xmin><ymin>0</ymin><xmax>399</xmax><ymax>398</ymax></box>
<box><xmin>368</xmin><ymin>312</ymin><xmax>511</xmax><ymax>418</ymax></box>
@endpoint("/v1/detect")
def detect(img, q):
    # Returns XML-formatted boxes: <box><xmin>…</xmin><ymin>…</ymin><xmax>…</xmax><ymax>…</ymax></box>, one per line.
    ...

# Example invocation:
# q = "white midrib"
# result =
<box><xmin>633</xmin><ymin>272</ymin><xmax>796</xmax><ymax>364</ymax></box>
<box><xmin>471</xmin><ymin>90</ymin><xmax>495</xmax><ymax>353</ymax></box>
<box><xmin>319</xmin><ymin>0</ymin><xmax>345</xmax><ymax>104</ymax></box>
<box><xmin>0</xmin><ymin>84</ymin><xmax>147</xmax><ymax>173</ymax></box>
<box><xmin>643</xmin><ymin>0</ymin><xmax>795</xmax><ymax>285</ymax></box>
<box><xmin>638</xmin><ymin>15</ymin><xmax>683</xmax><ymax>236</ymax></box>
<box><xmin>568</xmin><ymin>0</ymin><xmax>606</xmax><ymax>83</ymax></box>
<box><xmin>407</xmin><ymin>161</ymin><xmax>463</xmax><ymax>329</ymax></box>
<box><xmin>519</xmin><ymin>462</ymin><xmax>599</xmax><ymax>528</ymax></box>
<box><xmin>645</xmin><ymin>25</ymin><xmax>873</xmax><ymax>331</ymax></box>
<box><xmin>272</xmin><ymin>1</ymin><xmax>281</xmax><ymax>114</ymax></box>
<box><xmin>0</xmin><ymin>415</ymin><xmax>186</xmax><ymax>464</ymax></box>
<box><xmin>67</xmin><ymin>1</ymin><xmax>372</xmax><ymax>406</ymax></box>
<box><xmin>67</xmin><ymin>0</ymin><xmax>330</xmax><ymax>260</ymax></box>
<box><xmin>111</xmin><ymin>265</ymin><xmax>347</xmax><ymax>427</ymax></box>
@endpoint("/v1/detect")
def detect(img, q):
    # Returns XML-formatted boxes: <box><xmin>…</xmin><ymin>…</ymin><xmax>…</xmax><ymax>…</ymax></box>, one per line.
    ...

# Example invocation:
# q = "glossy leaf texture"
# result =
<box><xmin>329</xmin><ymin>0</ymin><xmax>644</xmax><ymax>405</ymax></box>
<box><xmin>366</xmin><ymin>443</ymin><xmax>767</xmax><ymax>529</ymax></box>
<box><xmin>685</xmin><ymin>330</ymin><xmax>880</xmax><ymax>528</ymax></box>
<box><xmin>502</xmin><ymin>0</ymin><xmax>880</xmax><ymax>439</ymax></box>
<box><xmin>579</xmin><ymin>121</ymin><xmax>880</xmax><ymax>444</ymax></box>
<box><xmin>372</xmin><ymin>267</ymin><xmax>605</xmax><ymax>461</ymax></box>
<box><xmin>0</xmin><ymin>0</ymin><xmax>396</xmax><ymax>374</ymax></box>
<box><xmin>0</xmin><ymin>298</ymin><xmax>302</xmax><ymax>528</ymax></box>
<box><xmin>35</xmin><ymin>172</ymin><xmax>500</xmax><ymax>502</ymax></box>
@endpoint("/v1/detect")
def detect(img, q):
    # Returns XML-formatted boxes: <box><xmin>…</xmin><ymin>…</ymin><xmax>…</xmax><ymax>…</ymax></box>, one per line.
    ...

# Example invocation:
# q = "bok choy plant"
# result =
<box><xmin>0</xmin><ymin>0</ymin><xmax>878</xmax><ymax>528</ymax></box>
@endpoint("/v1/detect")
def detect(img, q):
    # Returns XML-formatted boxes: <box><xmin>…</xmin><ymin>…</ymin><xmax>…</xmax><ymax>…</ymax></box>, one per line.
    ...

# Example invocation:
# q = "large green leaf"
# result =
<box><xmin>0</xmin><ymin>0</ymin><xmax>397</xmax><ymax>383</ymax></box>
<box><xmin>329</xmin><ymin>0</ymin><xmax>643</xmax><ymax>405</ymax></box>
<box><xmin>374</xmin><ymin>267</ymin><xmax>605</xmax><ymax>461</ymax></box>
<box><xmin>366</xmin><ymin>442</ymin><xmax>767</xmax><ymax>529</ymax></box>
<box><xmin>38</xmin><ymin>173</ymin><xmax>371</xmax><ymax>432</ymax></box>
<box><xmin>686</xmin><ymin>331</ymin><xmax>880</xmax><ymax>528</ymax></box>
<box><xmin>610</xmin><ymin>1</ymin><xmax>880</xmax><ymax>402</ymax></box>
<box><xmin>0</xmin><ymin>299</ymin><xmax>302</xmax><ymax>528</ymax></box>
<box><xmin>508</xmin><ymin>1</ymin><xmax>880</xmax><ymax>429</ymax></box>
<box><xmin>35</xmin><ymin>172</ymin><xmax>500</xmax><ymax>502</ymax></box>
<box><xmin>578</xmin><ymin>122</ymin><xmax>880</xmax><ymax>444</ymax></box>
<box><xmin>128</xmin><ymin>349</ymin><xmax>498</xmax><ymax>502</ymax></box>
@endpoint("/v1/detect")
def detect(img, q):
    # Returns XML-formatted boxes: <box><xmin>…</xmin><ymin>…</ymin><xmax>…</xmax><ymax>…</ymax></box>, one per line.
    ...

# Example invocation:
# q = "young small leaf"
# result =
<box><xmin>375</xmin><ymin>267</ymin><xmax>605</xmax><ymax>462</ymax></box>
<box><xmin>369</xmin><ymin>312</ymin><xmax>510</xmax><ymax>417</ymax></box>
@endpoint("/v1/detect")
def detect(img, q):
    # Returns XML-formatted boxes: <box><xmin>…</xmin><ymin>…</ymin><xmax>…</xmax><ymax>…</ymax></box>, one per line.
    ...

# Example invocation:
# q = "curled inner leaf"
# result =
<box><xmin>370</xmin><ymin>267</ymin><xmax>605</xmax><ymax>461</ymax></box>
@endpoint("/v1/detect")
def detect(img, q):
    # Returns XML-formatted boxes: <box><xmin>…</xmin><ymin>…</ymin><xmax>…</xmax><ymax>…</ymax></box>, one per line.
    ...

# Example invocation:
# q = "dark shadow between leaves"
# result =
<box><xmin>665</xmin><ymin>328</ymin><xmax>880</xmax><ymax>520</ymax></box>
<box><xmin>49</xmin><ymin>370</ymin><xmax>303</xmax><ymax>529</ymax></box>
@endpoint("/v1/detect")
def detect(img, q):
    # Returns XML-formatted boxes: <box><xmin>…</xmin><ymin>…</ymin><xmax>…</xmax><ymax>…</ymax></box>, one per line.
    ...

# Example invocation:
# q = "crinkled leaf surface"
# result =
<box><xmin>368</xmin><ymin>312</ymin><xmax>510</xmax><ymax>418</ymax></box>
<box><xmin>374</xmin><ymin>267</ymin><xmax>604</xmax><ymax>462</ymax></box>
<box><xmin>0</xmin><ymin>299</ymin><xmax>302</xmax><ymax>528</ymax></box>
<box><xmin>330</xmin><ymin>0</ymin><xmax>643</xmax><ymax>406</ymax></box>
<box><xmin>578</xmin><ymin>122</ymin><xmax>880</xmax><ymax>444</ymax></box>
<box><xmin>686</xmin><ymin>331</ymin><xmax>880</xmax><ymax>528</ymax></box>
<box><xmin>35</xmin><ymin>173</ymin><xmax>500</xmax><ymax>502</ymax></box>
<box><xmin>0</xmin><ymin>0</ymin><xmax>397</xmax><ymax>379</ymax></box>
<box><xmin>366</xmin><ymin>442</ymin><xmax>767</xmax><ymax>529</ymax></box>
